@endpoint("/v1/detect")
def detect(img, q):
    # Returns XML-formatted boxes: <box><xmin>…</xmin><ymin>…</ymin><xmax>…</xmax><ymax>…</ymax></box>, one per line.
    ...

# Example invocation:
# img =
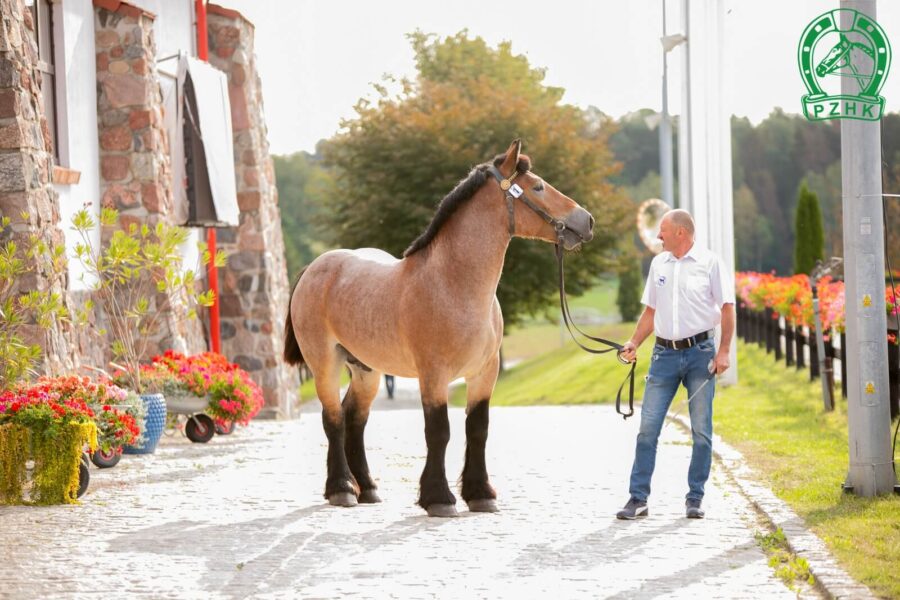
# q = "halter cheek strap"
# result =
<box><xmin>487</xmin><ymin>166</ymin><xmax>567</xmax><ymax>240</ymax></box>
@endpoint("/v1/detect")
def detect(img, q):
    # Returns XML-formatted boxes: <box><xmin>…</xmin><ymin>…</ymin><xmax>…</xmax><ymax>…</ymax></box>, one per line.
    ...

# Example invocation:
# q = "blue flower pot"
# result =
<box><xmin>124</xmin><ymin>393</ymin><xmax>167</xmax><ymax>455</ymax></box>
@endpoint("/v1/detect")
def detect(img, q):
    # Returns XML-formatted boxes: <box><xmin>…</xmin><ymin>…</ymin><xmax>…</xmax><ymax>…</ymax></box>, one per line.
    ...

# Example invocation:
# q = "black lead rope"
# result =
<box><xmin>555</xmin><ymin>243</ymin><xmax>637</xmax><ymax>419</ymax></box>
<box><xmin>486</xmin><ymin>164</ymin><xmax>637</xmax><ymax>419</ymax></box>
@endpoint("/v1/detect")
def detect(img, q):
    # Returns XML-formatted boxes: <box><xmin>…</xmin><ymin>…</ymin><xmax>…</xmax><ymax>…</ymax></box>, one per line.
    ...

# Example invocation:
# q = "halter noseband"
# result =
<box><xmin>487</xmin><ymin>165</ymin><xmax>567</xmax><ymax>242</ymax></box>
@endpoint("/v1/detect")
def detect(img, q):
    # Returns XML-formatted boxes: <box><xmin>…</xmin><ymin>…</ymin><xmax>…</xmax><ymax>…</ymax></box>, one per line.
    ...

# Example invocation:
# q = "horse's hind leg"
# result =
<box><xmin>343</xmin><ymin>367</ymin><xmax>381</xmax><ymax>503</ymax></box>
<box><xmin>461</xmin><ymin>353</ymin><xmax>499</xmax><ymax>513</ymax></box>
<box><xmin>313</xmin><ymin>354</ymin><xmax>359</xmax><ymax>507</ymax></box>
<box><xmin>417</xmin><ymin>376</ymin><xmax>457</xmax><ymax>518</ymax></box>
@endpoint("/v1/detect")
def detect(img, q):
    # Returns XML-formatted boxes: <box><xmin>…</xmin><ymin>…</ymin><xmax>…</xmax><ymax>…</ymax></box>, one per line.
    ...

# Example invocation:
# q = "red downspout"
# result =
<box><xmin>195</xmin><ymin>0</ymin><xmax>221</xmax><ymax>354</ymax></box>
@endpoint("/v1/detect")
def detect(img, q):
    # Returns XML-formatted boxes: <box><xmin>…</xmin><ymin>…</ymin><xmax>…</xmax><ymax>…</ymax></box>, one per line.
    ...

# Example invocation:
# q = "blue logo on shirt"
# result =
<box><xmin>656</xmin><ymin>275</ymin><xmax>667</xmax><ymax>287</ymax></box>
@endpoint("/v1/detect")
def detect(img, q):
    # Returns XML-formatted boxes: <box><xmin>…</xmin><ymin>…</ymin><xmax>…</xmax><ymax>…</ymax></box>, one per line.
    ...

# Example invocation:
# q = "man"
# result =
<box><xmin>617</xmin><ymin>209</ymin><xmax>735</xmax><ymax>520</ymax></box>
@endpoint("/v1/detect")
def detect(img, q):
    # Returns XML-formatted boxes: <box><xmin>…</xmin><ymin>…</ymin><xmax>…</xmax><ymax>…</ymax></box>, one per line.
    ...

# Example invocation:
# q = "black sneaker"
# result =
<box><xmin>616</xmin><ymin>498</ymin><xmax>649</xmax><ymax>520</ymax></box>
<box><xmin>685</xmin><ymin>498</ymin><xmax>705</xmax><ymax>519</ymax></box>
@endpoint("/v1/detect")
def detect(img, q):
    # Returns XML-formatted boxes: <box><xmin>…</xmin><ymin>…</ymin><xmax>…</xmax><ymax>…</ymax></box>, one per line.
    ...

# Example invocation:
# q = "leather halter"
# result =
<box><xmin>487</xmin><ymin>163</ymin><xmax>637</xmax><ymax>420</ymax></box>
<box><xmin>487</xmin><ymin>166</ymin><xmax>567</xmax><ymax>242</ymax></box>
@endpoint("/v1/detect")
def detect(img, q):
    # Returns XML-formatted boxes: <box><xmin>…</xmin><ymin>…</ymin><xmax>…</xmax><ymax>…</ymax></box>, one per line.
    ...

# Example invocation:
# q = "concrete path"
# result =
<box><xmin>0</xmin><ymin>377</ymin><xmax>813</xmax><ymax>599</ymax></box>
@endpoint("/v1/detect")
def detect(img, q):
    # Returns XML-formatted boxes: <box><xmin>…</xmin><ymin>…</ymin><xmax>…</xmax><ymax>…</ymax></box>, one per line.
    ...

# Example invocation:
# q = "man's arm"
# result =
<box><xmin>620</xmin><ymin>306</ymin><xmax>655</xmax><ymax>363</ymax></box>
<box><xmin>714</xmin><ymin>303</ymin><xmax>735</xmax><ymax>374</ymax></box>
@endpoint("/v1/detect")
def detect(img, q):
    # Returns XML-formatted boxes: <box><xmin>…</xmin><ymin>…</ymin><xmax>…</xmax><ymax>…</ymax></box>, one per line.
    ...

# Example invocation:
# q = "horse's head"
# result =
<box><xmin>492</xmin><ymin>140</ymin><xmax>594</xmax><ymax>251</ymax></box>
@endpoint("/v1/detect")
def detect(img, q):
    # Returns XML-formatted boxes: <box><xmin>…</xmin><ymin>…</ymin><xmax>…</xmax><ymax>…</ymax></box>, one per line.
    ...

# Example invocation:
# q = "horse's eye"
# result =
<box><xmin>533</xmin><ymin>182</ymin><xmax>544</xmax><ymax>192</ymax></box>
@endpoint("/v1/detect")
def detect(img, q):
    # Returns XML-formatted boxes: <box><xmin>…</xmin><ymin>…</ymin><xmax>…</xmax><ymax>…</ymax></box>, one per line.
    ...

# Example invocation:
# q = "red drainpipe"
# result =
<box><xmin>195</xmin><ymin>0</ymin><xmax>221</xmax><ymax>354</ymax></box>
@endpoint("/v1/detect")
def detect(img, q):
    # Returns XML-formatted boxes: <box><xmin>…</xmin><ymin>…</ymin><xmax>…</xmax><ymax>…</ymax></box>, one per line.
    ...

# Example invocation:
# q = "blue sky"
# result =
<box><xmin>224</xmin><ymin>1</ymin><xmax>900</xmax><ymax>155</ymax></box>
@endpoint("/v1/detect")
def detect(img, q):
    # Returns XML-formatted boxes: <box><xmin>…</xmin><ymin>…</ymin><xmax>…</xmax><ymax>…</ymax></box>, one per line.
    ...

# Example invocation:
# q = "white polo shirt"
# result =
<box><xmin>640</xmin><ymin>243</ymin><xmax>735</xmax><ymax>341</ymax></box>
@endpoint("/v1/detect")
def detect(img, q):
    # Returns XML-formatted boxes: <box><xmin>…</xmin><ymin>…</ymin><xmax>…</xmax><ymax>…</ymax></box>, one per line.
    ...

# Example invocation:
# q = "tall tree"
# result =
<box><xmin>616</xmin><ymin>252</ymin><xmax>642</xmax><ymax>322</ymax></box>
<box><xmin>793</xmin><ymin>180</ymin><xmax>825</xmax><ymax>275</ymax></box>
<box><xmin>318</xmin><ymin>31</ymin><xmax>630</xmax><ymax>326</ymax></box>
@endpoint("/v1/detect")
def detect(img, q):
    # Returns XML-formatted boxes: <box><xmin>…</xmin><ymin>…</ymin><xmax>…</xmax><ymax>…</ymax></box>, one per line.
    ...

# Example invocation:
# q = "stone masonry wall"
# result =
<box><xmin>0</xmin><ymin>0</ymin><xmax>76</xmax><ymax>376</ymax></box>
<box><xmin>207</xmin><ymin>4</ymin><xmax>299</xmax><ymax>418</ymax></box>
<box><xmin>93</xmin><ymin>0</ymin><xmax>205</xmax><ymax>359</ymax></box>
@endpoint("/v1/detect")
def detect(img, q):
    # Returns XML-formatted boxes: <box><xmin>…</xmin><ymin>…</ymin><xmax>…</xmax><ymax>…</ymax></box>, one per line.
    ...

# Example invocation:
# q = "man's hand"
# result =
<box><xmin>620</xmin><ymin>340</ymin><xmax>638</xmax><ymax>364</ymax></box>
<box><xmin>713</xmin><ymin>348</ymin><xmax>730</xmax><ymax>374</ymax></box>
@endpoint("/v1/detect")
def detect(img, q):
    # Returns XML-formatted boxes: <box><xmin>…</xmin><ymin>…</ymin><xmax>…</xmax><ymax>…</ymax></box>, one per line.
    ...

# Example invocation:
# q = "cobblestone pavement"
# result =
<box><xmin>0</xmin><ymin>378</ymin><xmax>812</xmax><ymax>599</ymax></box>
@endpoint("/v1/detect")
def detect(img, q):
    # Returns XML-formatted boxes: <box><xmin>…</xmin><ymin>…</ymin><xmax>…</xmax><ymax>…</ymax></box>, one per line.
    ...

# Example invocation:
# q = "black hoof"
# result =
<box><xmin>358</xmin><ymin>489</ymin><xmax>382</xmax><ymax>504</ymax></box>
<box><xmin>467</xmin><ymin>499</ymin><xmax>498</xmax><ymax>513</ymax></box>
<box><xmin>328</xmin><ymin>492</ymin><xmax>358</xmax><ymax>507</ymax></box>
<box><xmin>425</xmin><ymin>503</ymin><xmax>458</xmax><ymax>518</ymax></box>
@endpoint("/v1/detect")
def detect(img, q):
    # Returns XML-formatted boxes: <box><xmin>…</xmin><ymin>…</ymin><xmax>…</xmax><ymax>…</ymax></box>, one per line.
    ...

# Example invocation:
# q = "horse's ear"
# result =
<box><xmin>500</xmin><ymin>139</ymin><xmax>522</xmax><ymax>176</ymax></box>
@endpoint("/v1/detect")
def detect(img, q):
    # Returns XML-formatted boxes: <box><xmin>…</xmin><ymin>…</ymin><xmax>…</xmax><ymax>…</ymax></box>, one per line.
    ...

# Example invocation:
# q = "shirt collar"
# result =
<box><xmin>663</xmin><ymin>242</ymin><xmax>704</xmax><ymax>263</ymax></box>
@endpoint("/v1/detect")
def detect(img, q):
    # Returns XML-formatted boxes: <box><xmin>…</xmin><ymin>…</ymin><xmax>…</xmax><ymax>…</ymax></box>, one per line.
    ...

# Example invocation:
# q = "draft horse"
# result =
<box><xmin>283</xmin><ymin>140</ymin><xmax>594</xmax><ymax>517</ymax></box>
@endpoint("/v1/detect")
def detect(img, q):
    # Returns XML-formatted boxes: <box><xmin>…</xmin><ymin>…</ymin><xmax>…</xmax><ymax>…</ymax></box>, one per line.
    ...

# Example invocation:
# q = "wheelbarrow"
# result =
<box><xmin>166</xmin><ymin>394</ymin><xmax>217</xmax><ymax>443</ymax></box>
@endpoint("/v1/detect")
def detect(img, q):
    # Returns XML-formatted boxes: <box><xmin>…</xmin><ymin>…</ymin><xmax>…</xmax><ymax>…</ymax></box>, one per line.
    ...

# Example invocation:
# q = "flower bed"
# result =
<box><xmin>736</xmin><ymin>271</ymin><xmax>897</xmax><ymax>339</ymax></box>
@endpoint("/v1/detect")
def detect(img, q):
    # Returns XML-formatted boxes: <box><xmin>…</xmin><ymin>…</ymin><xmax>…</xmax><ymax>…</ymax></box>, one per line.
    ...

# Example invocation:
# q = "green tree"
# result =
<box><xmin>318</xmin><ymin>31</ymin><xmax>630</xmax><ymax>326</ymax></box>
<box><xmin>616</xmin><ymin>253</ymin><xmax>642</xmax><ymax>322</ymax></box>
<box><xmin>273</xmin><ymin>149</ymin><xmax>332</xmax><ymax>278</ymax></box>
<box><xmin>793</xmin><ymin>181</ymin><xmax>824</xmax><ymax>275</ymax></box>
<box><xmin>804</xmin><ymin>160</ymin><xmax>842</xmax><ymax>259</ymax></box>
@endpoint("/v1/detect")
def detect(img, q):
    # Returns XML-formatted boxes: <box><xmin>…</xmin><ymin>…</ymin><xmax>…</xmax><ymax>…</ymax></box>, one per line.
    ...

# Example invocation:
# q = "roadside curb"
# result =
<box><xmin>670</xmin><ymin>414</ymin><xmax>876</xmax><ymax>600</ymax></box>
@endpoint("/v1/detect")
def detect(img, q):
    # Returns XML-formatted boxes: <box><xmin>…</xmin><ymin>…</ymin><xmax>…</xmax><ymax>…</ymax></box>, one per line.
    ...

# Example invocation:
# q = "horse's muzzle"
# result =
<box><xmin>562</xmin><ymin>207</ymin><xmax>594</xmax><ymax>250</ymax></box>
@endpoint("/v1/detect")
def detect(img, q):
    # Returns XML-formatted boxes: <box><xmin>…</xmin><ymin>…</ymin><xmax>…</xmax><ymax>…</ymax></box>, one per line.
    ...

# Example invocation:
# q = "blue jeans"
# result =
<box><xmin>628</xmin><ymin>338</ymin><xmax>716</xmax><ymax>503</ymax></box>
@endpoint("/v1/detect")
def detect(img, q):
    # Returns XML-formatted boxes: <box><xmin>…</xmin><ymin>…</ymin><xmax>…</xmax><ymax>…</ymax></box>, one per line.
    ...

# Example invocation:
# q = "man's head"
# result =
<box><xmin>657</xmin><ymin>209</ymin><xmax>695</xmax><ymax>257</ymax></box>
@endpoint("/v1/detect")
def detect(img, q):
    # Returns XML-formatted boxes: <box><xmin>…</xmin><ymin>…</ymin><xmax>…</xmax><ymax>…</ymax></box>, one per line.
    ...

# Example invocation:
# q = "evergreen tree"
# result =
<box><xmin>616</xmin><ymin>254</ymin><xmax>643</xmax><ymax>322</ymax></box>
<box><xmin>793</xmin><ymin>180</ymin><xmax>825</xmax><ymax>275</ymax></box>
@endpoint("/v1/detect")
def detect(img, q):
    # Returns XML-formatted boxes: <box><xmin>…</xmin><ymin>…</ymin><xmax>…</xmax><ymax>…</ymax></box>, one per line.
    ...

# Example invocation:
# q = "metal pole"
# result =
<box><xmin>660</xmin><ymin>0</ymin><xmax>675</xmax><ymax>208</ymax></box>
<box><xmin>812</xmin><ymin>285</ymin><xmax>834</xmax><ymax>410</ymax></box>
<box><xmin>677</xmin><ymin>0</ymin><xmax>692</xmax><ymax>216</ymax></box>
<box><xmin>840</xmin><ymin>0</ymin><xmax>896</xmax><ymax>496</ymax></box>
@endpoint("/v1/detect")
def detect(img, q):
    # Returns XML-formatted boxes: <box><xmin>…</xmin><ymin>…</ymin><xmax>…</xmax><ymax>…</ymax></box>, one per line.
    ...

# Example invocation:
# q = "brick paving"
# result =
<box><xmin>0</xmin><ymin>378</ymin><xmax>817</xmax><ymax>599</ymax></box>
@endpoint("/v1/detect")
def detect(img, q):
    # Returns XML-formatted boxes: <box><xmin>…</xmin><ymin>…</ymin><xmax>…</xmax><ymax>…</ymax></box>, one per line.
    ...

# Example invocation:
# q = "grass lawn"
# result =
<box><xmin>500</xmin><ymin>277</ymin><xmax>620</xmax><ymax>363</ymax></box>
<box><xmin>452</xmin><ymin>322</ymin><xmax>646</xmax><ymax>406</ymax></box>
<box><xmin>470</xmin><ymin>324</ymin><xmax>900</xmax><ymax>598</ymax></box>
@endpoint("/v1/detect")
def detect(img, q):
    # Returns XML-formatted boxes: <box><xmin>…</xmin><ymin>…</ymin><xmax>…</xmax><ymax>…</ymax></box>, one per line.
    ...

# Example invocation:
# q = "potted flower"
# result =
<box><xmin>28</xmin><ymin>375</ymin><xmax>143</xmax><ymax>468</ymax></box>
<box><xmin>149</xmin><ymin>351</ymin><xmax>264</xmax><ymax>432</ymax></box>
<box><xmin>0</xmin><ymin>388</ymin><xmax>97</xmax><ymax>505</ymax></box>
<box><xmin>70</xmin><ymin>208</ymin><xmax>225</xmax><ymax>454</ymax></box>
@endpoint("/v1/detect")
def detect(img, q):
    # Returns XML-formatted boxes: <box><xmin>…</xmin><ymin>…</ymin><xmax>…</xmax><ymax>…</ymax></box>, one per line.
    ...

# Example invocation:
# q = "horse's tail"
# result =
<box><xmin>283</xmin><ymin>267</ymin><xmax>307</xmax><ymax>366</ymax></box>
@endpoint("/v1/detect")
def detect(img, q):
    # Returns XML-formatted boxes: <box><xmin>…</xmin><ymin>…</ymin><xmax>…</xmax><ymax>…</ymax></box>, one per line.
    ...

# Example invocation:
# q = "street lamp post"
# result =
<box><xmin>660</xmin><ymin>1</ymin><xmax>685</xmax><ymax>209</ymax></box>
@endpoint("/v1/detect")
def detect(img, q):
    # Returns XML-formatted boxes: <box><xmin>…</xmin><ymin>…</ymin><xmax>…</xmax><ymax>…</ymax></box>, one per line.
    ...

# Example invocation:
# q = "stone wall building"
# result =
<box><xmin>0</xmin><ymin>0</ymin><xmax>299</xmax><ymax>417</ymax></box>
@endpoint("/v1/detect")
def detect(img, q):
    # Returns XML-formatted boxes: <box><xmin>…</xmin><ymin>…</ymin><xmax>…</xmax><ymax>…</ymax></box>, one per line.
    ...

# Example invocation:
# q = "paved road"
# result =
<box><xmin>0</xmin><ymin>377</ymin><xmax>807</xmax><ymax>599</ymax></box>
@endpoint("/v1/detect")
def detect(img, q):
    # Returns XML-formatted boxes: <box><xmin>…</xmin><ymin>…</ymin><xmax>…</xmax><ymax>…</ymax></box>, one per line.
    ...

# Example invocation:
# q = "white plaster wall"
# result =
<box><xmin>52</xmin><ymin>0</ymin><xmax>100</xmax><ymax>291</ymax></box>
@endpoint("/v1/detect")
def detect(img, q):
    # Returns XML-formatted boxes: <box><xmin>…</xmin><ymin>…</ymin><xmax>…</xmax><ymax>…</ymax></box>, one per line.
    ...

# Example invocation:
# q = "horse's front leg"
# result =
<box><xmin>417</xmin><ymin>377</ymin><xmax>457</xmax><ymax>517</ymax></box>
<box><xmin>462</xmin><ymin>353</ymin><xmax>499</xmax><ymax>512</ymax></box>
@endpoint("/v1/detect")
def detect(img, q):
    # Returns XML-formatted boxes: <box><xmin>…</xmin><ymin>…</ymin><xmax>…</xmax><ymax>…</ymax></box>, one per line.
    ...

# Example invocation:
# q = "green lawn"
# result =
<box><xmin>468</xmin><ymin>326</ymin><xmax>900</xmax><ymax>598</ymax></box>
<box><xmin>452</xmin><ymin>322</ymin><xmax>646</xmax><ymax>406</ymax></box>
<box><xmin>500</xmin><ymin>278</ymin><xmax>620</xmax><ymax>363</ymax></box>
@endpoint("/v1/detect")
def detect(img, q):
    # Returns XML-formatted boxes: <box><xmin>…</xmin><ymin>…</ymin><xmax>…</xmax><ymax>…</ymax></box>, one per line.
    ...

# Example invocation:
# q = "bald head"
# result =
<box><xmin>664</xmin><ymin>209</ymin><xmax>695</xmax><ymax>236</ymax></box>
<box><xmin>657</xmin><ymin>209</ymin><xmax>695</xmax><ymax>257</ymax></box>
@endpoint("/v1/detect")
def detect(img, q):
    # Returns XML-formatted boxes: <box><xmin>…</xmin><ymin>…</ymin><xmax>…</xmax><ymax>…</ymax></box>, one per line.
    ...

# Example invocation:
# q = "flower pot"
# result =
<box><xmin>123</xmin><ymin>393</ymin><xmax>167</xmax><ymax>455</ymax></box>
<box><xmin>0</xmin><ymin>421</ymin><xmax>97</xmax><ymax>505</ymax></box>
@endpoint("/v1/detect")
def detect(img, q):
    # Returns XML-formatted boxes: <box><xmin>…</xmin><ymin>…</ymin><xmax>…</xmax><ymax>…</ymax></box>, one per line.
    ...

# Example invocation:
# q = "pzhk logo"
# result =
<box><xmin>798</xmin><ymin>9</ymin><xmax>891</xmax><ymax>121</ymax></box>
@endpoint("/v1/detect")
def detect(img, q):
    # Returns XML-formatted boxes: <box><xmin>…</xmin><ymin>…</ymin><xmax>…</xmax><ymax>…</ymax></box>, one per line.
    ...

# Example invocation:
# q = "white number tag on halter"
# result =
<box><xmin>509</xmin><ymin>183</ymin><xmax>524</xmax><ymax>198</ymax></box>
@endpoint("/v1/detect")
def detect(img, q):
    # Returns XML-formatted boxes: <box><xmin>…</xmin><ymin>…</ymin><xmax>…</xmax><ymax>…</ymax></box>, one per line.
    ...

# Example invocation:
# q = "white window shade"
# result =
<box><xmin>176</xmin><ymin>55</ymin><xmax>239</xmax><ymax>227</ymax></box>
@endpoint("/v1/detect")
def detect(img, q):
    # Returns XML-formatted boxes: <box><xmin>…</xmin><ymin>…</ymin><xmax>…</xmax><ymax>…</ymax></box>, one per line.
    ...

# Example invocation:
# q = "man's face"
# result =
<box><xmin>657</xmin><ymin>217</ymin><xmax>681</xmax><ymax>252</ymax></box>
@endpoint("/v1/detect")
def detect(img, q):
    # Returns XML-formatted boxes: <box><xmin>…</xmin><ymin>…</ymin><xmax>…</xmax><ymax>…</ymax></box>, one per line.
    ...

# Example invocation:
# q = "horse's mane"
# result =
<box><xmin>403</xmin><ymin>154</ymin><xmax>532</xmax><ymax>257</ymax></box>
